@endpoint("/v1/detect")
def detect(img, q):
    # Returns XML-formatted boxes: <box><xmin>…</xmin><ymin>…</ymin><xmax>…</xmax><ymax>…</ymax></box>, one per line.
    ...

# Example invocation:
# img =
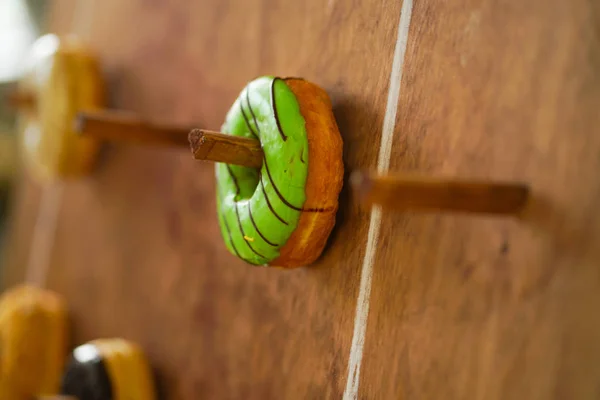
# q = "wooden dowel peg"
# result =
<box><xmin>188</xmin><ymin>129</ymin><xmax>264</xmax><ymax>168</ymax></box>
<box><xmin>6</xmin><ymin>89</ymin><xmax>36</xmax><ymax>111</ymax></box>
<box><xmin>75</xmin><ymin>111</ymin><xmax>191</xmax><ymax>148</ymax></box>
<box><xmin>351</xmin><ymin>171</ymin><xmax>529</xmax><ymax>215</ymax></box>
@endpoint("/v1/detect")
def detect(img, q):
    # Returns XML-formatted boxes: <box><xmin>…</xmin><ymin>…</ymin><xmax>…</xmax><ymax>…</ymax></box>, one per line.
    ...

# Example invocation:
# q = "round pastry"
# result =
<box><xmin>18</xmin><ymin>34</ymin><xmax>105</xmax><ymax>181</ymax></box>
<box><xmin>216</xmin><ymin>76</ymin><xmax>344</xmax><ymax>267</ymax></box>
<box><xmin>0</xmin><ymin>285</ymin><xmax>68</xmax><ymax>399</ymax></box>
<box><xmin>61</xmin><ymin>338</ymin><xmax>156</xmax><ymax>400</ymax></box>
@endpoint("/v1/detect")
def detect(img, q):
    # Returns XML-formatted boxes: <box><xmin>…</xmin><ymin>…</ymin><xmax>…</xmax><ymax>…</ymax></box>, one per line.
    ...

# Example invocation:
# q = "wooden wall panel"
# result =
<box><xmin>3</xmin><ymin>0</ymin><xmax>600</xmax><ymax>399</ymax></box>
<box><xmin>360</xmin><ymin>1</ymin><xmax>600</xmax><ymax>399</ymax></box>
<box><xmin>5</xmin><ymin>0</ymin><xmax>401</xmax><ymax>398</ymax></box>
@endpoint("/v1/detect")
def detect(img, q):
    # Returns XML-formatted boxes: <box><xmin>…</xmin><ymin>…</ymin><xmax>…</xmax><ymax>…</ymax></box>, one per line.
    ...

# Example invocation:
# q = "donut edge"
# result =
<box><xmin>21</xmin><ymin>35</ymin><xmax>105</xmax><ymax>182</ymax></box>
<box><xmin>270</xmin><ymin>78</ymin><xmax>344</xmax><ymax>268</ymax></box>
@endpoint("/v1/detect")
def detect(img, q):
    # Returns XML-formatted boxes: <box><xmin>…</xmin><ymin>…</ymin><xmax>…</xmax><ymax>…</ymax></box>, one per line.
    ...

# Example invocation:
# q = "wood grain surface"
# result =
<box><xmin>3</xmin><ymin>0</ymin><xmax>600</xmax><ymax>399</ymax></box>
<box><xmin>5</xmin><ymin>0</ymin><xmax>399</xmax><ymax>398</ymax></box>
<box><xmin>360</xmin><ymin>1</ymin><xmax>600</xmax><ymax>399</ymax></box>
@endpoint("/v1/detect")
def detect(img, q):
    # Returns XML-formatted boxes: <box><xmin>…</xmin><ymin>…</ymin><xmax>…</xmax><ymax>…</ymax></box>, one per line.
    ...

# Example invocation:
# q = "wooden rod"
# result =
<box><xmin>6</xmin><ymin>89</ymin><xmax>36</xmax><ymax>111</ymax></box>
<box><xmin>188</xmin><ymin>129</ymin><xmax>264</xmax><ymax>168</ymax></box>
<box><xmin>75</xmin><ymin>111</ymin><xmax>190</xmax><ymax>147</ymax></box>
<box><xmin>351</xmin><ymin>171</ymin><xmax>529</xmax><ymax>215</ymax></box>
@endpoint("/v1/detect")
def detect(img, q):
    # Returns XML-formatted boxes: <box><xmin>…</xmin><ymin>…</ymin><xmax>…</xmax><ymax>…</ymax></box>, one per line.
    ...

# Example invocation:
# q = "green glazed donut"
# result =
<box><xmin>216</xmin><ymin>76</ymin><xmax>309</xmax><ymax>266</ymax></box>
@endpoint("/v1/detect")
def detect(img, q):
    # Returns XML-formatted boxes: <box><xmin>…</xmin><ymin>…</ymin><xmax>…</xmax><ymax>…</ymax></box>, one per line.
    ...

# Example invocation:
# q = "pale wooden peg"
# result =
<box><xmin>351</xmin><ymin>170</ymin><xmax>529</xmax><ymax>215</ymax></box>
<box><xmin>75</xmin><ymin>111</ymin><xmax>191</xmax><ymax>148</ymax></box>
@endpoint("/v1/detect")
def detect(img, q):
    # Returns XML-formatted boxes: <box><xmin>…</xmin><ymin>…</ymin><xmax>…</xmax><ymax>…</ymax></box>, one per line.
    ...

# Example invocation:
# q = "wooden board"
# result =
<box><xmin>361</xmin><ymin>1</ymin><xmax>600</xmax><ymax>399</ymax></box>
<box><xmin>3</xmin><ymin>0</ymin><xmax>600</xmax><ymax>399</ymax></box>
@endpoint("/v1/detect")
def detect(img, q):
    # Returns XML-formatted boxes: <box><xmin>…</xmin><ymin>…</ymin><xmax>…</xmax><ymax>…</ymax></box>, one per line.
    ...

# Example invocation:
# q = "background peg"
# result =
<box><xmin>351</xmin><ymin>170</ymin><xmax>529</xmax><ymax>215</ymax></box>
<box><xmin>76</xmin><ymin>111</ymin><xmax>191</xmax><ymax>148</ymax></box>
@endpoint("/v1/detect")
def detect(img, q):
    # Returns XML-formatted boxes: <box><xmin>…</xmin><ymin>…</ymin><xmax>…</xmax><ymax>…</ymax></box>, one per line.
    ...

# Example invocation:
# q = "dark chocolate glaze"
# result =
<box><xmin>248</xmin><ymin>203</ymin><xmax>278</xmax><ymax>247</ymax></box>
<box><xmin>263</xmin><ymin>154</ymin><xmax>332</xmax><ymax>213</ymax></box>
<box><xmin>239</xmin><ymin>100</ymin><xmax>259</xmax><ymax>140</ymax></box>
<box><xmin>218</xmin><ymin>187</ymin><xmax>260</xmax><ymax>265</ymax></box>
<box><xmin>225</xmin><ymin>165</ymin><xmax>268</xmax><ymax>259</ymax></box>
<box><xmin>263</xmin><ymin>156</ymin><xmax>303</xmax><ymax>211</ymax></box>
<box><xmin>270</xmin><ymin>78</ymin><xmax>288</xmax><ymax>141</ymax></box>
<box><xmin>301</xmin><ymin>206</ymin><xmax>336</xmax><ymax>213</ymax></box>
<box><xmin>259</xmin><ymin>173</ymin><xmax>289</xmax><ymax>225</ymax></box>
<box><xmin>218</xmin><ymin>190</ymin><xmax>243</xmax><ymax>261</ymax></box>
<box><xmin>245</xmin><ymin>89</ymin><xmax>262</xmax><ymax>136</ymax></box>
<box><xmin>225</xmin><ymin>165</ymin><xmax>240</xmax><ymax>196</ymax></box>
<box><xmin>60</xmin><ymin>345</ymin><xmax>113</xmax><ymax>400</ymax></box>
<box><xmin>222</xmin><ymin>201</ymin><xmax>249</xmax><ymax>263</ymax></box>
<box><xmin>239</xmin><ymin>92</ymin><xmax>289</xmax><ymax>230</ymax></box>
<box><xmin>235</xmin><ymin>203</ymin><xmax>269</xmax><ymax>260</ymax></box>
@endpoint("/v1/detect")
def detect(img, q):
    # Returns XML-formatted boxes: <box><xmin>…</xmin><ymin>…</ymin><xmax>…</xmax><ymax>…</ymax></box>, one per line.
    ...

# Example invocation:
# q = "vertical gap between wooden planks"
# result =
<box><xmin>24</xmin><ymin>0</ymin><xmax>96</xmax><ymax>289</ymax></box>
<box><xmin>343</xmin><ymin>0</ymin><xmax>414</xmax><ymax>398</ymax></box>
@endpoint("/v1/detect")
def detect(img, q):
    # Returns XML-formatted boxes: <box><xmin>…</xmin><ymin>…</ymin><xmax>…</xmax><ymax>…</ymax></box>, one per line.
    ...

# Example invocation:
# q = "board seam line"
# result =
<box><xmin>24</xmin><ymin>0</ymin><xmax>95</xmax><ymax>288</ymax></box>
<box><xmin>25</xmin><ymin>183</ymin><xmax>64</xmax><ymax>286</ymax></box>
<box><xmin>342</xmin><ymin>0</ymin><xmax>414</xmax><ymax>398</ymax></box>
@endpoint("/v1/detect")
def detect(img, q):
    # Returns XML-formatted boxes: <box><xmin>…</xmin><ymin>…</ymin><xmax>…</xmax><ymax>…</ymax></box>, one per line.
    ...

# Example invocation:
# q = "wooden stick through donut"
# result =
<box><xmin>75</xmin><ymin>111</ymin><xmax>191</xmax><ymax>147</ymax></box>
<box><xmin>190</xmin><ymin>132</ymin><xmax>529</xmax><ymax>216</ymax></box>
<box><xmin>188</xmin><ymin>129</ymin><xmax>264</xmax><ymax>168</ymax></box>
<box><xmin>351</xmin><ymin>170</ymin><xmax>529</xmax><ymax>215</ymax></box>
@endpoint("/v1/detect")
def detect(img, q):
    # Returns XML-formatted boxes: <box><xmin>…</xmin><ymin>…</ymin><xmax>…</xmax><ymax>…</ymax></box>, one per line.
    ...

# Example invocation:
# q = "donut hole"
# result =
<box><xmin>228</xmin><ymin>163</ymin><xmax>260</xmax><ymax>202</ymax></box>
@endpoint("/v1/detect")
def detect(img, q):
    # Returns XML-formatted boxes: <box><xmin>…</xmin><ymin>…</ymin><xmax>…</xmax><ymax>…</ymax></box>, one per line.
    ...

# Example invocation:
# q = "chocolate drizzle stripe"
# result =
<box><xmin>223</xmin><ymin>211</ymin><xmax>249</xmax><ymax>262</ymax></box>
<box><xmin>235</xmin><ymin>203</ymin><xmax>269</xmax><ymax>260</ymax></box>
<box><xmin>300</xmin><ymin>148</ymin><xmax>305</xmax><ymax>164</ymax></box>
<box><xmin>217</xmin><ymin>191</ymin><xmax>242</xmax><ymax>259</ymax></box>
<box><xmin>226</xmin><ymin>164</ymin><xmax>240</xmax><ymax>196</ymax></box>
<box><xmin>239</xmin><ymin>101</ymin><xmax>258</xmax><ymax>140</ymax></box>
<box><xmin>300</xmin><ymin>207</ymin><xmax>336</xmax><ymax>213</ymax></box>
<box><xmin>248</xmin><ymin>203</ymin><xmax>278</xmax><ymax>247</ymax></box>
<box><xmin>246</xmin><ymin>89</ymin><xmax>261</xmax><ymax>135</ymax></box>
<box><xmin>225</xmin><ymin>159</ymin><xmax>269</xmax><ymax>263</ymax></box>
<box><xmin>271</xmin><ymin>78</ymin><xmax>288</xmax><ymax>141</ymax></box>
<box><xmin>263</xmin><ymin>156</ymin><xmax>303</xmax><ymax>211</ymax></box>
<box><xmin>262</xmin><ymin>156</ymin><xmax>332</xmax><ymax>213</ymax></box>
<box><xmin>259</xmin><ymin>173</ymin><xmax>289</xmax><ymax>225</ymax></box>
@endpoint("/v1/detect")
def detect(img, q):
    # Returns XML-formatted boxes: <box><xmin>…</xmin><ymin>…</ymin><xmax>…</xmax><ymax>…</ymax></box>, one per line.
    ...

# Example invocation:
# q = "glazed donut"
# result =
<box><xmin>61</xmin><ymin>338</ymin><xmax>156</xmax><ymax>400</ymax></box>
<box><xmin>216</xmin><ymin>76</ymin><xmax>343</xmax><ymax>267</ymax></box>
<box><xmin>0</xmin><ymin>285</ymin><xmax>68</xmax><ymax>399</ymax></box>
<box><xmin>19</xmin><ymin>34</ymin><xmax>105</xmax><ymax>180</ymax></box>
